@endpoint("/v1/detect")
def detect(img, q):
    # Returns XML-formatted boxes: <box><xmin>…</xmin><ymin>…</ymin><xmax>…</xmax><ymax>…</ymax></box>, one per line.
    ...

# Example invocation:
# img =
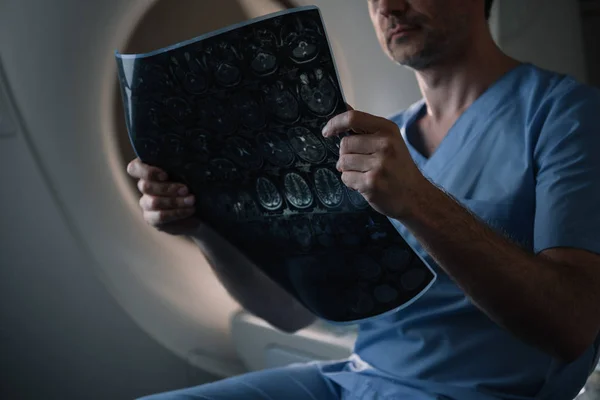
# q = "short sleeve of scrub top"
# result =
<box><xmin>532</xmin><ymin>83</ymin><xmax>600</xmax><ymax>255</ymax></box>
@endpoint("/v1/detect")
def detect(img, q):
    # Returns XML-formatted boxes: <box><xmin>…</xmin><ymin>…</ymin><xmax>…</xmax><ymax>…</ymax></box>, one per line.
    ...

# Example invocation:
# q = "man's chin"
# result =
<box><xmin>391</xmin><ymin>53</ymin><xmax>435</xmax><ymax>71</ymax></box>
<box><xmin>388</xmin><ymin>41</ymin><xmax>421</xmax><ymax>60</ymax></box>
<box><xmin>388</xmin><ymin>49</ymin><xmax>418</xmax><ymax>65</ymax></box>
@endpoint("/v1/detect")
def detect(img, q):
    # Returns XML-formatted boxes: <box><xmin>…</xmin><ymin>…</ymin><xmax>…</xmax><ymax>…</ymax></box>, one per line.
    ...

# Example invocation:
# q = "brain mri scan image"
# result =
<box><xmin>252</xmin><ymin>51</ymin><xmax>278</xmax><ymax>75</ymax></box>
<box><xmin>248</xmin><ymin>29</ymin><xmax>279</xmax><ymax>76</ymax></box>
<box><xmin>263</xmin><ymin>81</ymin><xmax>301</xmax><ymax>123</ymax></box>
<box><xmin>284</xmin><ymin>172</ymin><xmax>314</xmax><ymax>209</ymax></box>
<box><xmin>286</xmin><ymin>126</ymin><xmax>327</xmax><ymax>163</ymax></box>
<box><xmin>256</xmin><ymin>131</ymin><xmax>295</xmax><ymax>167</ymax></box>
<box><xmin>117</xmin><ymin>6</ymin><xmax>436</xmax><ymax>323</ymax></box>
<box><xmin>313</xmin><ymin>168</ymin><xmax>344</xmax><ymax>208</ymax></box>
<box><xmin>281</xmin><ymin>15</ymin><xmax>322</xmax><ymax>64</ymax></box>
<box><xmin>292</xmin><ymin>40</ymin><xmax>319</xmax><ymax>63</ymax></box>
<box><xmin>299</xmin><ymin>68</ymin><xmax>339</xmax><ymax>116</ymax></box>
<box><xmin>256</xmin><ymin>177</ymin><xmax>283</xmax><ymax>211</ymax></box>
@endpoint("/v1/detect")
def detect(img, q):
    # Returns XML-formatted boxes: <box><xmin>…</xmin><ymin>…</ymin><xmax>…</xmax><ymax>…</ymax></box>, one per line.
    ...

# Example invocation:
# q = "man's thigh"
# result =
<box><xmin>138</xmin><ymin>362</ymin><xmax>342</xmax><ymax>400</ymax></box>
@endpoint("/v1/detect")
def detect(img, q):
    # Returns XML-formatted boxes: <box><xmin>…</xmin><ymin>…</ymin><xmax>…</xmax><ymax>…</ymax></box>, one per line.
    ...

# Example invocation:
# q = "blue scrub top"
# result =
<box><xmin>342</xmin><ymin>63</ymin><xmax>600</xmax><ymax>399</ymax></box>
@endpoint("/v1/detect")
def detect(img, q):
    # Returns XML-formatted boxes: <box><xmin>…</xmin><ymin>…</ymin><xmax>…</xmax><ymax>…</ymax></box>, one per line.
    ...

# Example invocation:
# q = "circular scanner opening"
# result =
<box><xmin>112</xmin><ymin>0</ymin><xmax>295</xmax><ymax>197</ymax></box>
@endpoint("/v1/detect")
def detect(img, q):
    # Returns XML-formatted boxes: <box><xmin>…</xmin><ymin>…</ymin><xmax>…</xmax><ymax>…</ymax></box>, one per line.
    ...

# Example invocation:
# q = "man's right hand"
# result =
<box><xmin>127</xmin><ymin>158</ymin><xmax>200</xmax><ymax>236</ymax></box>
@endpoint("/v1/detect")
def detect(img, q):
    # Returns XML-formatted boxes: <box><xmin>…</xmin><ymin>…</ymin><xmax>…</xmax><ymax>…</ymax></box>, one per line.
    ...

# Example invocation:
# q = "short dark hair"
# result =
<box><xmin>485</xmin><ymin>0</ymin><xmax>494</xmax><ymax>20</ymax></box>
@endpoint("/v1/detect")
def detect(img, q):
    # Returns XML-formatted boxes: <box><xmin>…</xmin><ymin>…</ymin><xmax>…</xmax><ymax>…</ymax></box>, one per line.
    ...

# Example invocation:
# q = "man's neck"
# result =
<box><xmin>415</xmin><ymin>33</ymin><xmax>521</xmax><ymax>123</ymax></box>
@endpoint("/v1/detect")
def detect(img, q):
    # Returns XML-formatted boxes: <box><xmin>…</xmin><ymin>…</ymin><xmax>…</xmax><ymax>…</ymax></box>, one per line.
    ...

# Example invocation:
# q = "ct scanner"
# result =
<box><xmin>0</xmin><ymin>0</ymin><xmax>595</xmax><ymax>398</ymax></box>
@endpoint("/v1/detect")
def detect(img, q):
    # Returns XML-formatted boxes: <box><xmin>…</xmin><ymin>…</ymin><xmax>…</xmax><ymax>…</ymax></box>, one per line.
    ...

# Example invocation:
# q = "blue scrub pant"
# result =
<box><xmin>138</xmin><ymin>362</ymin><xmax>346</xmax><ymax>400</ymax></box>
<box><xmin>137</xmin><ymin>358</ymin><xmax>492</xmax><ymax>399</ymax></box>
<box><xmin>137</xmin><ymin>358</ymin><xmax>441</xmax><ymax>399</ymax></box>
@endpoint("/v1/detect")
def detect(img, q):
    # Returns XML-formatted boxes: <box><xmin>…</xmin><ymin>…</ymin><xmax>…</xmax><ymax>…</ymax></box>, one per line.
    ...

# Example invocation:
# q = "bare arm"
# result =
<box><xmin>189</xmin><ymin>222</ymin><xmax>316</xmax><ymax>333</ymax></box>
<box><xmin>400</xmin><ymin>182</ymin><xmax>600</xmax><ymax>362</ymax></box>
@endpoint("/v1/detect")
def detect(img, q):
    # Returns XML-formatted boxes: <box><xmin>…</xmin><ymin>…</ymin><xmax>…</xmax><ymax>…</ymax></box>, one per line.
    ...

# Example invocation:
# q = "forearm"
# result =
<box><xmin>400</xmin><ymin>180</ymin><xmax>597</xmax><ymax>361</ymax></box>
<box><xmin>189</xmin><ymin>223</ymin><xmax>316</xmax><ymax>333</ymax></box>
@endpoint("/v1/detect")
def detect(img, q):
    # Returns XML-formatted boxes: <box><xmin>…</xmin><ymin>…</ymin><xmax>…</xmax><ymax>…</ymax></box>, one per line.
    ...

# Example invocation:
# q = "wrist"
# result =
<box><xmin>395</xmin><ymin>176</ymin><xmax>439</xmax><ymax>223</ymax></box>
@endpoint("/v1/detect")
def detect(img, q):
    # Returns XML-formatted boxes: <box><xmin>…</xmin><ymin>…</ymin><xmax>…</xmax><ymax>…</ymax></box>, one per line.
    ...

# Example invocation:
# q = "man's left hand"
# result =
<box><xmin>322</xmin><ymin>108</ymin><xmax>426</xmax><ymax>219</ymax></box>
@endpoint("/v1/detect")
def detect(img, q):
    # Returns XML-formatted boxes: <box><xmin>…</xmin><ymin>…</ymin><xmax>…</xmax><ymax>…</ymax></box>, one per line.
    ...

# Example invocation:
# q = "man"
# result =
<box><xmin>127</xmin><ymin>0</ymin><xmax>600</xmax><ymax>398</ymax></box>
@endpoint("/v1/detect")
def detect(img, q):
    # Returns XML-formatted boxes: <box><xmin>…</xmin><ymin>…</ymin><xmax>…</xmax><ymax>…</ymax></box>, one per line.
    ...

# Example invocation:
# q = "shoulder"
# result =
<box><xmin>514</xmin><ymin>65</ymin><xmax>600</xmax><ymax>150</ymax></box>
<box><xmin>517</xmin><ymin>66</ymin><xmax>600</xmax><ymax>168</ymax></box>
<box><xmin>517</xmin><ymin>64</ymin><xmax>600</xmax><ymax>120</ymax></box>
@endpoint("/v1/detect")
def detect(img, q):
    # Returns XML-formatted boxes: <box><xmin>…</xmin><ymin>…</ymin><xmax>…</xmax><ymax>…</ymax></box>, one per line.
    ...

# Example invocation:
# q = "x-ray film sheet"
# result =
<box><xmin>115</xmin><ymin>6</ymin><xmax>436</xmax><ymax>323</ymax></box>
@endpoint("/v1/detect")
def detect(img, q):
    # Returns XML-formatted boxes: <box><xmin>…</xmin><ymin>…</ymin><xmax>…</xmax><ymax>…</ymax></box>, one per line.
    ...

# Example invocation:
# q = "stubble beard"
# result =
<box><xmin>387</xmin><ymin>34</ymin><xmax>445</xmax><ymax>71</ymax></box>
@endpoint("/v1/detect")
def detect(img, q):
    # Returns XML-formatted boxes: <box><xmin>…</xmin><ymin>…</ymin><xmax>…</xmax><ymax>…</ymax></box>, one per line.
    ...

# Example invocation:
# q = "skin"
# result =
<box><xmin>320</xmin><ymin>0</ymin><xmax>600</xmax><ymax>362</ymax></box>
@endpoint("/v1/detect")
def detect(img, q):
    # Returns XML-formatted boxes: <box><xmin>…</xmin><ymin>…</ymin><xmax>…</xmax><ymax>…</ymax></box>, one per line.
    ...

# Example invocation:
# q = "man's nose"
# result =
<box><xmin>378</xmin><ymin>0</ymin><xmax>409</xmax><ymax>17</ymax></box>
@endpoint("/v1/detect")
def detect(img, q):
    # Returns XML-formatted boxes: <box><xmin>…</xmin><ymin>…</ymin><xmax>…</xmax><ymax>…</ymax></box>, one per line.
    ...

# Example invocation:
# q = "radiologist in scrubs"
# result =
<box><xmin>126</xmin><ymin>0</ymin><xmax>600</xmax><ymax>398</ymax></box>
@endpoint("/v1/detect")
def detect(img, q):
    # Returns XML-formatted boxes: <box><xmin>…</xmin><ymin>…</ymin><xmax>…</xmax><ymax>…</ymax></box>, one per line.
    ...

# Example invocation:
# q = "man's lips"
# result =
<box><xmin>388</xmin><ymin>25</ymin><xmax>420</xmax><ymax>40</ymax></box>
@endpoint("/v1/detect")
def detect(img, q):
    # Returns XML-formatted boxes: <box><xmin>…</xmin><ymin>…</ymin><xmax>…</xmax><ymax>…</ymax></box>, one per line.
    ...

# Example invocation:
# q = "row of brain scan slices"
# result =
<box><xmin>206</xmin><ymin>171</ymin><xmax>369</xmax><ymax>220</ymax></box>
<box><xmin>258</xmin><ymin>170</ymin><xmax>368</xmax><ymax>211</ymax></box>
<box><xmin>136</xmin><ymin>67</ymin><xmax>341</xmax><ymax>129</ymax></box>
<box><xmin>135</xmin><ymin>17</ymin><xmax>327</xmax><ymax>91</ymax></box>
<box><xmin>136</xmin><ymin>127</ymin><xmax>342</xmax><ymax>173</ymax></box>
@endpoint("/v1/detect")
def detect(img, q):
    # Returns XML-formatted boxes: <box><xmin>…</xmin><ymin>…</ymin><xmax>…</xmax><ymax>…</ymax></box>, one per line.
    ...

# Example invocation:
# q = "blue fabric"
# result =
<box><xmin>137</xmin><ymin>357</ymin><xmax>452</xmax><ymax>399</ymax></box>
<box><xmin>138</xmin><ymin>361</ymin><xmax>342</xmax><ymax>399</ymax></box>
<box><xmin>353</xmin><ymin>63</ymin><xmax>600</xmax><ymax>400</ymax></box>
<box><xmin>143</xmin><ymin>63</ymin><xmax>600</xmax><ymax>399</ymax></box>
